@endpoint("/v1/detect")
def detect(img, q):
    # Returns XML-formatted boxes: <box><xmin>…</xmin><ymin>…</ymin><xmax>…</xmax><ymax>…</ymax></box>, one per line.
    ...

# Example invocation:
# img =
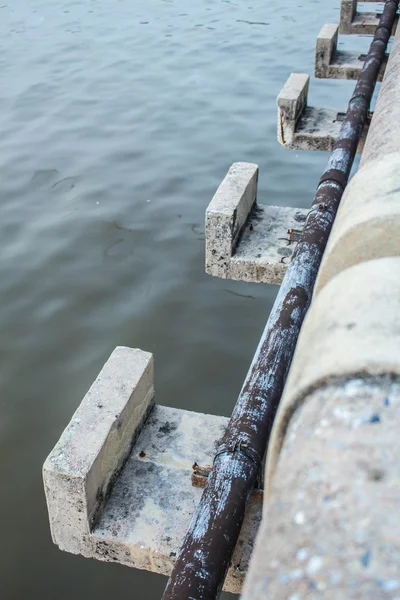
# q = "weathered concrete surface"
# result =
<box><xmin>242</xmin><ymin>258</ymin><xmax>400</xmax><ymax>599</ymax></box>
<box><xmin>339</xmin><ymin>0</ymin><xmax>398</xmax><ymax>35</ymax></box>
<box><xmin>242</xmin><ymin>377</ymin><xmax>400</xmax><ymax>600</ymax></box>
<box><xmin>315</xmin><ymin>154</ymin><xmax>400</xmax><ymax>293</ymax></box>
<box><xmin>316</xmin><ymin>25</ymin><xmax>400</xmax><ymax>294</ymax></box>
<box><xmin>205</xmin><ymin>162</ymin><xmax>309</xmax><ymax>285</ymax></box>
<box><xmin>278</xmin><ymin>73</ymin><xmax>368</xmax><ymax>152</ymax></box>
<box><xmin>277</xmin><ymin>73</ymin><xmax>309</xmax><ymax>147</ymax></box>
<box><xmin>230</xmin><ymin>204</ymin><xmax>308</xmax><ymax>284</ymax></box>
<box><xmin>205</xmin><ymin>162</ymin><xmax>258</xmax><ymax>278</ymax></box>
<box><xmin>43</xmin><ymin>346</ymin><xmax>155</xmax><ymax>556</ymax></box>
<box><xmin>268</xmin><ymin>257</ymin><xmax>400</xmax><ymax>483</ymax></box>
<box><xmin>360</xmin><ymin>24</ymin><xmax>400</xmax><ymax>167</ymax></box>
<box><xmin>92</xmin><ymin>404</ymin><xmax>261</xmax><ymax>594</ymax></box>
<box><xmin>315</xmin><ymin>23</ymin><xmax>387</xmax><ymax>81</ymax></box>
<box><xmin>43</xmin><ymin>347</ymin><xmax>262</xmax><ymax>594</ymax></box>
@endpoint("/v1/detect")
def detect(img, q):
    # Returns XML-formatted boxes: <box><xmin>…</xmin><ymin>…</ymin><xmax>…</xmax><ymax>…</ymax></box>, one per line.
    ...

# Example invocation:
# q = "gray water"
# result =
<box><xmin>1</xmin><ymin>1</ymin><xmax>367</xmax><ymax>598</ymax></box>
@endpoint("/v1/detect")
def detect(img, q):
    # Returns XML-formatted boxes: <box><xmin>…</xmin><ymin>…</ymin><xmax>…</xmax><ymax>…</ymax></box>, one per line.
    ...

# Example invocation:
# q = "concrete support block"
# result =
<box><xmin>315</xmin><ymin>153</ymin><xmax>400</xmax><ymax>293</ymax></box>
<box><xmin>205</xmin><ymin>162</ymin><xmax>309</xmax><ymax>285</ymax></box>
<box><xmin>315</xmin><ymin>24</ymin><xmax>340</xmax><ymax>79</ymax></box>
<box><xmin>340</xmin><ymin>0</ymin><xmax>358</xmax><ymax>34</ymax></box>
<box><xmin>315</xmin><ymin>23</ymin><xmax>387</xmax><ymax>81</ymax></box>
<box><xmin>205</xmin><ymin>162</ymin><xmax>259</xmax><ymax>279</ymax></box>
<box><xmin>43</xmin><ymin>346</ymin><xmax>262</xmax><ymax>594</ymax></box>
<box><xmin>339</xmin><ymin>0</ymin><xmax>398</xmax><ymax>36</ymax></box>
<box><xmin>242</xmin><ymin>258</ymin><xmax>400</xmax><ymax>599</ymax></box>
<box><xmin>43</xmin><ymin>346</ymin><xmax>155</xmax><ymax>556</ymax></box>
<box><xmin>277</xmin><ymin>73</ymin><xmax>369</xmax><ymax>152</ymax></box>
<box><xmin>277</xmin><ymin>73</ymin><xmax>310</xmax><ymax>147</ymax></box>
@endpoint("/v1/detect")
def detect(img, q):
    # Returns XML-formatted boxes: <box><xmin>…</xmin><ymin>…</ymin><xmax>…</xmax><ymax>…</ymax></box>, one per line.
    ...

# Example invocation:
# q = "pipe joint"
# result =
<box><xmin>214</xmin><ymin>440</ymin><xmax>262</xmax><ymax>469</ymax></box>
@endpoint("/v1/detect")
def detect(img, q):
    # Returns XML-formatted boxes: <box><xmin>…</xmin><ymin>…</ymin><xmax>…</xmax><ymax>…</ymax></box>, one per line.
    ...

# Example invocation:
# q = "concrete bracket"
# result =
<box><xmin>43</xmin><ymin>346</ymin><xmax>261</xmax><ymax>595</ymax></box>
<box><xmin>277</xmin><ymin>73</ymin><xmax>370</xmax><ymax>152</ymax></box>
<box><xmin>205</xmin><ymin>162</ymin><xmax>309</xmax><ymax>285</ymax></box>
<box><xmin>339</xmin><ymin>0</ymin><xmax>398</xmax><ymax>35</ymax></box>
<box><xmin>315</xmin><ymin>23</ymin><xmax>388</xmax><ymax>81</ymax></box>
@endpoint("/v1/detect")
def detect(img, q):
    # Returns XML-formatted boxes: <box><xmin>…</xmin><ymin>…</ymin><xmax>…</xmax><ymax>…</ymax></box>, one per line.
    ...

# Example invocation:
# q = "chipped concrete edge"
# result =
<box><xmin>205</xmin><ymin>163</ymin><xmax>312</xmax><ymax>285</ymax></box>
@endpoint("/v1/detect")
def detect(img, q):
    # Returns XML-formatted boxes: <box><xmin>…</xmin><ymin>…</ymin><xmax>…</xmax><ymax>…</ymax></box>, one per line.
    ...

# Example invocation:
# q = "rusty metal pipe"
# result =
<box><xmin>161</xmin><ymin>2</ymin><xmax>399</xmax><ymax>598</ymax></box>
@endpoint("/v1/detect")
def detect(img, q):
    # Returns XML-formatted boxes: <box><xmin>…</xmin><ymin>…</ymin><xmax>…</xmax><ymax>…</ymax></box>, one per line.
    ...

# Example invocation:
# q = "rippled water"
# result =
<box><xmin>1</xmin><ymin>1</ymin><xmax>369</xmax><ymax>598</ymax></box>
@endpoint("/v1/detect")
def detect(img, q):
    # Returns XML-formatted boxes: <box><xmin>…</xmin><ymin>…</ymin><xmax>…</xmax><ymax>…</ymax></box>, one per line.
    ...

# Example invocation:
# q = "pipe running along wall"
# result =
<box><xmin>241</xmin><ymin>7</ymin><xmax>400</xmax><ymax>600</ymax></box>
<box><xmin>161</xmin><ymin>2</ymin><xmax>399</xmax><ymax>599</ymax></box>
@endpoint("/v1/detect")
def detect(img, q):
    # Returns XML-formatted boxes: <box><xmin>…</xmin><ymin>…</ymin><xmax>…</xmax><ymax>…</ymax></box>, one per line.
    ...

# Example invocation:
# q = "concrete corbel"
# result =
<box><xmin>43</xmin><ymin>346</ymin><xmax>261</xmax><ymax>594</ymax></box>
<box><xmin>205</xmin><ymin>162</ymin><xmax>308</xmax><ymax>285</ymax></box>
<box><xmin>339</xmin><ymin>0</ymin><xmax>397</xmax><ymax>35</ymax></box>
<box><xmin>277</xmin><ymin>73</ymin><xmax>369</xmax><ymax>152</ymax></box>
<box><xmin>277</xmin><ymin>73</ymin><xmax>310</xmax><ymax>147</ymax></box>
<box><xmin>315</xmin><ymin>23</ymin><xmax>387</xmax><ymax>81</ymax></box>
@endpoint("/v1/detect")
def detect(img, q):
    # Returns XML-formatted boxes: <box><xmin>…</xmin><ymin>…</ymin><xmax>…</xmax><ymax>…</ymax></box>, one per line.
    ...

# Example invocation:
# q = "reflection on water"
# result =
<box><xmin>1</xmin><ymin>1</ymin><xmax>362</xmax><ymax>598</ymax></box>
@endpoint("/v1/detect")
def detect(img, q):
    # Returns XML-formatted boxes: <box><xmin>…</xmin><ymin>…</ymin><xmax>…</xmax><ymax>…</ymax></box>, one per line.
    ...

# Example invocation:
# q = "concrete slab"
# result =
<box><xmin>229</xmin><ymin>204</ymin><xmax>308</xmax><ymax>284</ymax></box>
<box><xmin>92</xmin><ymin>404</ymin><xmax>261</xmax><ymax>594</ymax></box>
<box><xmin>315</xmin><ymin>24</ymin><xmax>387</xmax><ymax>81</ymax></box>
<box><xmin>277</xmin><ymin>73</ymin><xmax>369</xmax><ymax>152</ymax></box>
<box><xmin>339</xmin><ymin>0</ymin><xmax>398</xmax><ymax>35</ymax></box>
<box><xmin>43</xmin><ymin>347</ymin><xmax>262</xmax><ymax>594</ymax></box>
<box><xmin>205</xmin><ymin>162</ymin><xmax>309</xmax><ymax>285</ymax></box>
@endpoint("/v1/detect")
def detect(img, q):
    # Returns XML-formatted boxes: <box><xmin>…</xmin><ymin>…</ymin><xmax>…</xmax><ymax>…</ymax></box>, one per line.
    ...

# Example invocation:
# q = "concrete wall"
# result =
<box><xmin>242</xmin><ymin>24</ymin><xmax>400</xmax><ymax>600</ymax></box>
<box><xmin>315</xmin><ymin>24</ymin><xmax>400</xmax><ymax>295</ymax></box>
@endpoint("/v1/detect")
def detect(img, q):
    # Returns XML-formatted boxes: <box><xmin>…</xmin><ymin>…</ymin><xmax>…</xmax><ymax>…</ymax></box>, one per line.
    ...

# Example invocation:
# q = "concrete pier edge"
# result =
<box><xmin>315</xmin><ymin>23</ymin><xmax>388</xmax><ymax>81</ymax></box>
<box><xmin>340</xmin><ymin>0</ymin><xmax>398</xmax><ymax>36</ymax></box>
<box><xmin>277</xmin><ymin>72</ymin><xmax>369</xmax><ymax>152</ymax></box>
<box><xmin>242</xmin><ymin>11</ymin><xmax>400</xmax><ymax>599</ymax></box>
